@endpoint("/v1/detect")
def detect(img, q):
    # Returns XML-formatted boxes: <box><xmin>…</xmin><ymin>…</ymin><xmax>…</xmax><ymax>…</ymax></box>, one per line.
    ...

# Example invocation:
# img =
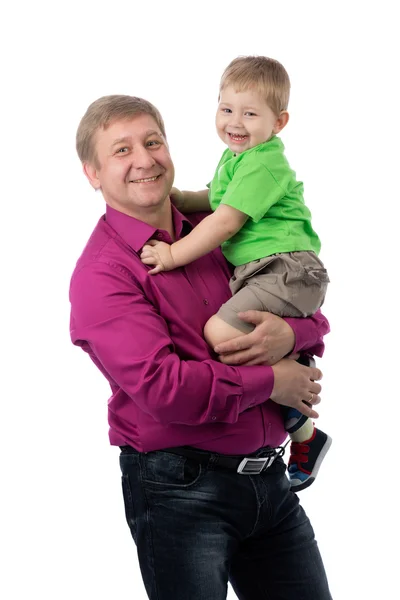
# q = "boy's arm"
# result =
<box><xmin>171</xmin><ymin>204</ymin><xmax>247</xmax><ymax>265</ymax></box>
<box><xmin>171</xmin><ymin>188</ymin><xmax>211</xmax><ymax>213</ymax></box>
<box><xmin>141</xmin><ymin>204</ymin><xmax>248</xmax><ymax>273</ymax></box>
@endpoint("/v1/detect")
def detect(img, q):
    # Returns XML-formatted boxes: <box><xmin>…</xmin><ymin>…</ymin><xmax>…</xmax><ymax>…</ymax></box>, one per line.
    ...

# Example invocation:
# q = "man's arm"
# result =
<box><xmin>71</xmin><ymin>262</ymin><xmax>322</xmax><ymax>424</ymax></box>
<box><xmin>70</xmin><ymin>261</ymin><xmax>274</xmax><ymax>427</ymax></box>
<box><xmin>285</xmin><ymin>310</ymin><xmax>330</xmax><ymax>358</ymax></box>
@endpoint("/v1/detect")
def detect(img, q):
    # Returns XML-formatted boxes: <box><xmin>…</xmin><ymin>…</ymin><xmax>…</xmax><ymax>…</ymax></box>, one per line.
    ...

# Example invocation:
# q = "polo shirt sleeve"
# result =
<box><xmin>221</xmin><ymin>159</ymin><xmax>285</xmax><ymax>223</ymax></box>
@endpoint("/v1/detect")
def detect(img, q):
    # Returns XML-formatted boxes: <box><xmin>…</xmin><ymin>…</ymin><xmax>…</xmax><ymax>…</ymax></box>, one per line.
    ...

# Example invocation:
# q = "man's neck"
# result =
<box><xmin>141</xmin><ymin>200</ymin><xmax>175</xmax><ymax>240</ymax></box>
<box><xmin>107</xmin><ymin>198</ymin><xmax>176</xmax><ymax>241</ymax></box>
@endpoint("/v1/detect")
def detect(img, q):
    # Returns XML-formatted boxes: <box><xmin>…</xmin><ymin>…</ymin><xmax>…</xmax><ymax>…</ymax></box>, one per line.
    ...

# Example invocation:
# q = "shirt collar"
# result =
<box><xmin>227</xmin><ymin>135</ymin><xmax>283</xmax><ymax>159</ymax></box>
<box><xmin>105</xmin><ymin>204</ymin><xmax>192</xmax><ymax>253</ymax></box>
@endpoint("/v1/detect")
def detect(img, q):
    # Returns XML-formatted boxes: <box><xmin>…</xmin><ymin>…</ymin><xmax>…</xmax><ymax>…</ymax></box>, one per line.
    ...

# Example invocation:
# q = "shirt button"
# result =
<box><xmin>203</xmin><ymin>299</ymin><xmax>209</xmax><ymax>305</ymax></box>
<box><xmin>156</xmin><ymin>233</ymin><xmax>163</xmax><ymax>239</ymax></box>
<box><xmin>211</xmin><ymin>416</ymin><xmax>216</xmax><ymax>421</ymax></box>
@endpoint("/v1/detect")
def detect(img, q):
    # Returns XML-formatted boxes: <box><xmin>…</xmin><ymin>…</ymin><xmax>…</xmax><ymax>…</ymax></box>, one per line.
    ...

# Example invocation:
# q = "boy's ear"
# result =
<box><xmin>83</xmin><ymin>162</ymin><xmax>101</xmax><ymax>190</ymax></box>
<box><xmin>273</xmin><ymin>111</ymin><xmax>289</xmax><ymax>134</ymax></box>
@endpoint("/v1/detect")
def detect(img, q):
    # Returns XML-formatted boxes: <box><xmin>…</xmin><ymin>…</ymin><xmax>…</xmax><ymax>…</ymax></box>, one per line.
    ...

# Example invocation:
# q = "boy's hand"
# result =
<box><xmin>141</xmin><ymin>241</ymin><xmax>176</xmax><ymax>274</ymax></box>
<box><xmin>169</xmin><ymin>187</ymin><xmax>185</xmax><ymax>211</ymax></box>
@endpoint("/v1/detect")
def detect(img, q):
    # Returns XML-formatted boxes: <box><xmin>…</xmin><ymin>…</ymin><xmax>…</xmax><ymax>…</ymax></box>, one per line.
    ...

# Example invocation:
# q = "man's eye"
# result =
<box><xmin>147</xmin><ymin>140</ymin><xmax>161</xmax><ymax>147</ymax></box>
<box><xmin>222</xmin><ymin>108</ymin><xmax>232</xmax><ymax>114</ymax></box>
<box><xmin>116</xmin><ymin>147</ymin><xmax>129</xmax><ymax>154</ymax></box>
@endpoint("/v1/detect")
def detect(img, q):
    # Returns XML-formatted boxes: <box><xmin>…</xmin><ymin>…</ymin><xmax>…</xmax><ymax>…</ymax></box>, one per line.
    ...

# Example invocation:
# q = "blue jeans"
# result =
<box><xmin>119</xmin><ymin>446</ymin><xmax>332</xmax><ymax>600</ymax></box>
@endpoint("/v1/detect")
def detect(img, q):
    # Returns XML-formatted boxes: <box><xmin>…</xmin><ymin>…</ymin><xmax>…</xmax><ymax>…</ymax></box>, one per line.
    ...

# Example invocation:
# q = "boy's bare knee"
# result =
<box><xmin>204</xmin><ymin>315</ymin><xmax>243</xmax><ymax>348</ymax></box>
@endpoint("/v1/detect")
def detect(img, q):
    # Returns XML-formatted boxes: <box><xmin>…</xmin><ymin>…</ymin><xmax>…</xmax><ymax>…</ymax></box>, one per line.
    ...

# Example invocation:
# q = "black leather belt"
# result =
<box><xmin>120</xmin><ymin>445</ymin><xmax>285</xmax><ymax>475</ymax></box>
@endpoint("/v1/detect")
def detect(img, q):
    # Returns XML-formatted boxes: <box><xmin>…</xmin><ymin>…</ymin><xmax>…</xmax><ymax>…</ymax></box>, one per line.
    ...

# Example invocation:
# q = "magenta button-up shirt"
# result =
<box><xmin>70</xmin><ymin>205</ymin><xmax>329</xmax><ymax>454</ymax></box>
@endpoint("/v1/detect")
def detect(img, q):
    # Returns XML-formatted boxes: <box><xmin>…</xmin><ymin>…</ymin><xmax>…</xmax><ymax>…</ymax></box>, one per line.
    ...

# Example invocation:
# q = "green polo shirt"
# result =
<box><xmin>208</xmin><ymin>136</ymin><xmax>321</xmax><ymax>266</ymax></box>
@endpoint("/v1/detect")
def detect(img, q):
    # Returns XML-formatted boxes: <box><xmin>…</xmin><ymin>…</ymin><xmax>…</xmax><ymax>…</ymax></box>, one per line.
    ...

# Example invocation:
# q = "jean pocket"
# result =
<box><xmin>142</xmin><ymin>451</ymin><xmax>203</xmax><ymax>489</ymax></box>
<box><xmin>121</xmin><ymin>473</ymin><xmax>137</xmax><ymax>539</ymax></box>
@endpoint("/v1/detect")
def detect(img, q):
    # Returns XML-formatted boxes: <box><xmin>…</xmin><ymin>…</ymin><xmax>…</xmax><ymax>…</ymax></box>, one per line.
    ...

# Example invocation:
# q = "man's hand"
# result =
<box><xmin>141</xmin><ymin>240</ymin><xmax>175</xmax><ymax>275</ymax></box>
<box><xmin>214</xmin><ymin>310</ymin><xmax>295</xmax><ymax>366</ymax></box>
<box><xmin>270</xmin><ymin>358</ymin><xmax>322</xmax><ymax>418</ymax></box>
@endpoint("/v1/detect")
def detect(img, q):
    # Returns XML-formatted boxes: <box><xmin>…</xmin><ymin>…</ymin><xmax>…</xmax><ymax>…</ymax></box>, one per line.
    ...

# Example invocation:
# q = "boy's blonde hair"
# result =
<box><xmin>76</xmin><ymin>95</ymin><xmax>166</xmax><ymax>167</ymax></box>
<box><xmin>220</xmin><ymin>56</ymin><xmax>290</xmax><ymax>116</ymax></box>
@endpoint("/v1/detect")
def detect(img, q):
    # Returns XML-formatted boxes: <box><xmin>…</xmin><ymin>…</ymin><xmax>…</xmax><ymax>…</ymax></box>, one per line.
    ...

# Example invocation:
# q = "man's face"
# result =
<box><xmin>216</xmin><ymin>85</ymin><xmax>279</xmax><ymax>153</ymax></box>
<box><xmin>85</xmin><ymin>114</ymin><xmax>175</xmax><ymax>218</ymax></box>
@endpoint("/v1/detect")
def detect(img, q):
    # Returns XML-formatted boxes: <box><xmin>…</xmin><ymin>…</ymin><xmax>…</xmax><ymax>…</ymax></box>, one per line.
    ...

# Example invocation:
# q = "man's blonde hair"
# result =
<box><xmin>220</xmin><ymin>56</ymin><xmax>290</xmax><ymax>116</ymax></box>
<box><xmin>76</xmin><ymin>95</ymin><xmax>167</xmax><ymax>167</ymax></box>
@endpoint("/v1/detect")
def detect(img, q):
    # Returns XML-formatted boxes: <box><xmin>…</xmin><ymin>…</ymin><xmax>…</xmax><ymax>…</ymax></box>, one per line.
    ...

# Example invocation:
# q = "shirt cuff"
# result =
<box><xmin>285</xmin><ymin>317</ymin><xmax>317</xmax><ymax>355</ymax></box>
<box><xmin>238</xmin><ymin>365</ymin><xmax>274</xmax><ymax>412</ymax></box>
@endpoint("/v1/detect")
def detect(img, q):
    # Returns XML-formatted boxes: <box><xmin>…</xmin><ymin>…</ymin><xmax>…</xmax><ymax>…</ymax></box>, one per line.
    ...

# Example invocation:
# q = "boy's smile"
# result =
<box><xmin>216</xmin><ymin>85</ymin><xmax>284</xmax><ymax>154</ymax></box>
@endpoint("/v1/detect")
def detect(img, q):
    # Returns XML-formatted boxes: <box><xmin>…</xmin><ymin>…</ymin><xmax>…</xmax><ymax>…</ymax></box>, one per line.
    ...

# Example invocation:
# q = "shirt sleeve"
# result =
<box><xmin>70</xmin><ymin>261</ymin><xmax>274</xmax><ymax>427</ymax></box>
<box><xmin>285</xmin><ymin>310</ymin><xmax>330</xmax><ymax>358</ymax></box>
<box><xmin>221</xmin><ymin>159</ymin><xmax>286</xmax><ymax>223</ymax></box>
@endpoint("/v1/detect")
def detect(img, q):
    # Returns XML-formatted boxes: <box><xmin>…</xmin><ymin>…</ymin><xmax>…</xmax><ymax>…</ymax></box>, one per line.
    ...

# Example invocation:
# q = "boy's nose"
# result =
<box><xmin>229</xmin><ymin>115</ymin><xmax>243</xmax><ymax>128</ymax></box>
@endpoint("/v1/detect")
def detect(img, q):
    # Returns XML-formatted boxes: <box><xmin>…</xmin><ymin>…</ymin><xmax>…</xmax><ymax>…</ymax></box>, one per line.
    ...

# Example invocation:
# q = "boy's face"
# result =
<box><xmin>216</xmin><ymin>85</ymin><xmax>282</xmax><ymax>154</ymax></box>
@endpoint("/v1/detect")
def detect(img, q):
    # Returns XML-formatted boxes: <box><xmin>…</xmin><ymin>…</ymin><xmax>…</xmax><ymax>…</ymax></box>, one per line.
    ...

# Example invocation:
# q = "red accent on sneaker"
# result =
<box><xmin>288</xmin><ymin>427</ymin><xmax>317</xmax><ymax>475</ymax></box>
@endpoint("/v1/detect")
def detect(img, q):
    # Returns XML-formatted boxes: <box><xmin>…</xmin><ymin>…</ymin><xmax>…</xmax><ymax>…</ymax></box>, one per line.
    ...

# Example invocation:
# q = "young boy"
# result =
<box><xmin>140</xmin><ymin>56</ymin><xmax>332</xmax><ymax>492</ymax></box>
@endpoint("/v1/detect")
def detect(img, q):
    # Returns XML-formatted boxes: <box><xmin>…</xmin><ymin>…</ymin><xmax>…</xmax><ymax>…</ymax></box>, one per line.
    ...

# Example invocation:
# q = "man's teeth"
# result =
<box><xmin>132</xmin><ymin>176</ymin><xmax>159</xmax><ymax>183</ymax></box>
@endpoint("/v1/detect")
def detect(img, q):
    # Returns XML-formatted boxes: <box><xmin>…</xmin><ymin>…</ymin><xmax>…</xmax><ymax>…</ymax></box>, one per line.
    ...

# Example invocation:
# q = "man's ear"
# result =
<box><xmin>83</xmin><ymin>162</ymin><xmax>101</xmax><ymax>190</ymax></box>
<box><xmin>273</xmin><ymin>111</ymin><xmax>289</xmax><ymax>134</ymax></box>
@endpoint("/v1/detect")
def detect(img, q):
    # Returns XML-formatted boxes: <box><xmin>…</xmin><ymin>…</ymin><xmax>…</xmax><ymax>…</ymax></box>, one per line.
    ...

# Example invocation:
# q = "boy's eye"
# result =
<box><xmin>245</xmin><ymin>112</ymin><xmax>256</xmax><ymax>117</ymax></box>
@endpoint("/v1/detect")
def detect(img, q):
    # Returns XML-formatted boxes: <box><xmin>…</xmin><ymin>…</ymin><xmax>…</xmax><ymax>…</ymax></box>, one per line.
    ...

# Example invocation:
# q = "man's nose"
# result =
<box><xmin>132</xmin><ymin>145</ymin><xmax>156</xmax><ymax>169</ymax></box>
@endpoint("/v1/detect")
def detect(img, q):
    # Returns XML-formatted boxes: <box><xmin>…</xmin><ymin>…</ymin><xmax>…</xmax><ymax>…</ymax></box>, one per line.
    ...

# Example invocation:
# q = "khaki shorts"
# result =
<box><xmin>217</xmin><ymin>251</ymin><xmax>330</xmax><ymax>333</ymax></box>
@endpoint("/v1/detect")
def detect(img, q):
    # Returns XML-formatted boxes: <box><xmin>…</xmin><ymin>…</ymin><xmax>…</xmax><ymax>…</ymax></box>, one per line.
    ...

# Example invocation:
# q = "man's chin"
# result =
<box><xmin>131</xmin><ymin>193</ymin><xmax>171</xmax><ymax>209</ymax></box>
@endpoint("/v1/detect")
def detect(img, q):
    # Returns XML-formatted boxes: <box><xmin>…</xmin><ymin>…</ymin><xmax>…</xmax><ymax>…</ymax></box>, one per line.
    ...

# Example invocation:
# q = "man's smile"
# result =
<box><xmin>129</xmin><ymin>174</ymin><xmax>162</xmax><ymax>183</ymax></box>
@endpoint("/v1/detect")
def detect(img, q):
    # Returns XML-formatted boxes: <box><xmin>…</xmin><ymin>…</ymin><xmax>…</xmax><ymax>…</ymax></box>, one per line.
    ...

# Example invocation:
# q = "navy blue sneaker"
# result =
<box><xmin>288</xmin><ymin>427</ymin><xmax>332</xmax><ymax>492</ymax></box>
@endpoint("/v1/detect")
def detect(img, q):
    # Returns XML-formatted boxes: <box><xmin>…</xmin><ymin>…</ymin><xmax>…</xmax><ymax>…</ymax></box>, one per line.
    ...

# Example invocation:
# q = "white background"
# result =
<box><xmin>1</xmin><ymin>1</ymin><xmax>398</xmax><ymax>598</ymax></box>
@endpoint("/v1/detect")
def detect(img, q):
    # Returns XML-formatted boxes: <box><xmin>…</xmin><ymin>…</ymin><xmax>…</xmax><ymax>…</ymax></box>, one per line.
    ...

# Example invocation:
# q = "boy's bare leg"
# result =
<box><xmin>203</xmin><ymin>314</ymin><xmax>245</xmax><ymax>348</ymax></box>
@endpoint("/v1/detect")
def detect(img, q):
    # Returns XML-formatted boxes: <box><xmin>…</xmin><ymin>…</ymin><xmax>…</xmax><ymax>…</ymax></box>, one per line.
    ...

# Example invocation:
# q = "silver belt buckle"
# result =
<box><xmin>237</xmin><ymin>454</ymin><xmax>276</xmax><ymax>475</ymax></box>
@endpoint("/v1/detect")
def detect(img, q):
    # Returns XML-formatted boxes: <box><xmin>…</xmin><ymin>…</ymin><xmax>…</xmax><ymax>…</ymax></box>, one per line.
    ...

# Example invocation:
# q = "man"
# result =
<box><xmin>70</xmin><ymin>95</ymin><xmax>332</xmax><ymax>599</ymax></box>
